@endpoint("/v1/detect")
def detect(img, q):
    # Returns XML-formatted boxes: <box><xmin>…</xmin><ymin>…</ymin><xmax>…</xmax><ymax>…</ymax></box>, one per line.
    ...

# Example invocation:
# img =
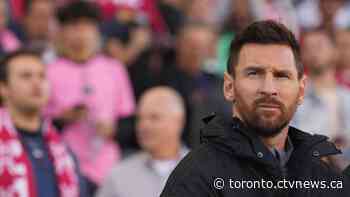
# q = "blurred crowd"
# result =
<box><xmin>1</xmin><ymin>0</ymin><xmax>350</xmax><ymax>196</ymax></box>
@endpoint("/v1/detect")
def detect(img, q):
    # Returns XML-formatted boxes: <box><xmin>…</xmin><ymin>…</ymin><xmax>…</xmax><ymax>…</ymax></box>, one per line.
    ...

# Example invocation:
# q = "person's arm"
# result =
<box><xmin>95</xmin><ymin>63</ymin><xmax>135</xmax><ymax>139</ymax></box>
<box><xmin>52</xmin><ymin>105</ymin><xmax>88</xmax><ymax>130</ymax></box>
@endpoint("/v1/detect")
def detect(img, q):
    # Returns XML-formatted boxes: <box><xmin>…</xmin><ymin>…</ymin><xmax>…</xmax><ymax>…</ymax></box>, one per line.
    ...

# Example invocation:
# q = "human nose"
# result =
<box><xmin>258</xmin><ymin>73</ymin><xmax>278</xmax><ymax>96</ymax></box>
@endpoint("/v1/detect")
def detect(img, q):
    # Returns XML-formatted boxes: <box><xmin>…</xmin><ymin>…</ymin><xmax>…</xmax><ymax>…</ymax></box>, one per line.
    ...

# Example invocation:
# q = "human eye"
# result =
<box><xmin>245</xmin><ymin>67</ymin><xmax>262</xmax><ymax>77</ymax></box>
<box><xmin>247</xmin><ymin>70</ymin><xmax>258</xmax><ymax>76</ymax></box>
<box><xmin>275</xmin><ymin>71</ymin><xmax>291</xmax><ymax>79</ymax></box>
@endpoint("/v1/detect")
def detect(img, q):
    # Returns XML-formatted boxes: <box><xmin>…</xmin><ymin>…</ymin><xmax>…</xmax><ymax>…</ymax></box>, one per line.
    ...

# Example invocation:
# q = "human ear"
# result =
<box><xmin>223</xmin><ymin>72</ymin><xmax>235</xmax><ymax>102</ymax></box>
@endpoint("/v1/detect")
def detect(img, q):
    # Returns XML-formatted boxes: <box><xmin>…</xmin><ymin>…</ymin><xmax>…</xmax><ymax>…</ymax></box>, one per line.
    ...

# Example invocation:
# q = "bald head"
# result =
<box><xmin>139</xmin><ymin>86</ymin><xmax>185</xmax><ymax>117</ymax></box>
<box><xmin>137</xmin><ymin>87</ymin><xmax>185</xmax><ymax>156</ymax></box>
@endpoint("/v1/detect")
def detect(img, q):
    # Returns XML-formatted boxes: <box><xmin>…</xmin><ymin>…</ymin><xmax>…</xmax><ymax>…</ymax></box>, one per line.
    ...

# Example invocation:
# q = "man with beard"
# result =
<box><xmin>292</xmin><ymin>29</ymin><xmax>350</xmax><ymax>148</ymax></box>
<box><xmin>160</xmin><ymin>20</ymin><xmax>350</xmax><ymax>197</ymax></box>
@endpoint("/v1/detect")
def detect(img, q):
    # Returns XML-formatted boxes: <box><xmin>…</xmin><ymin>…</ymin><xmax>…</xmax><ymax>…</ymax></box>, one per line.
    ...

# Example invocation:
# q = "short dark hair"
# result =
<box><xmin>57</xmin><ymin>1</ymin><xmax>100</xmax><ymax>25</ymax></box>
<box><xmin>227</xmin><ymin>20</ymin><xmax>303</xmax><ymax>79</ymax></box>
<box><xmin>0</xmin><ymin>49</ymin><xmax>41</xmax><ymax>83</ymax></box>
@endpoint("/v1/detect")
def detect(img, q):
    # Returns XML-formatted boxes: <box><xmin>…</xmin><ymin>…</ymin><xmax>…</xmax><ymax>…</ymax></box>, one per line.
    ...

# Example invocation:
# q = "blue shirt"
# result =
<box><xmin>17</xmin><ymin>126</ymin><xmax>60</xmax><ymax>197</ymax></box>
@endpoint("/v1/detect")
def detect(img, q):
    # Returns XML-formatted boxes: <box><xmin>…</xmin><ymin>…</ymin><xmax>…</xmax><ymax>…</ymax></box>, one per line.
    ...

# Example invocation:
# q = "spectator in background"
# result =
<box><xmin>0</xmin><ymin>50</ymin><xmax>85</xmax><ymax>197</ymax></box>
<box><xmin>0</xmin><ymin>0</ymin><xmax>21</xmax><ymax>57</ymax></box>
<box><xmin>215</xmin><ymin>0</ymin><xmax>299</xmax><ymax>77</ymax></box>
<box><xmin>96</xmin><ymin>0</ymin><xmax>168</xmax><ymax>35</ymax></box>
<box><xmin>161</xmin><ymin>22</ymin><xmax>231</xmax><ymax>147</ymax></box>
<box><xmin>250</xmin><ymin>0</ymin><xmax>299</xmax><ymax>37</ymax></box>
<box><xmin>102</xmin><ymin>9</ymin><xmax>153</xmax><ymax>154</ymax></box>
<box><xmin>184</xmin><ymin>0</ymin><xmax>233</xmax><ymax>29</ymax></box>
<box><xmin>16</xmin><ymin>0</ymin><xmax>57</xmax><ymax>62</ymax></box>
<box><xmin>335</xmin><ymin>28</ymin><xmax>350</xmax><ymax>89</ymax></box>
<box><xmin>97</xmin><ymin>86</ymin><xmax>188</xmax><ymax>197</ymax></box>
<box><xmin>292</xmin><ymin>29</ymin><xmax>350</xmax><ymax>148</ymax></box>
<box><xmin>296</xmin><ymin>0</ymin><xmax>350</xmax><ymax>35</ymax></box>
<box><xmin>184</xmin><ymin>0</ymin><xmax>218</xmax><ymax>27</ymax></box>
<box><xmin>103</xmin><ymin>10</ymin><xmax>152</xmax><ymax>66</ymax></box>
<box><xmin>102</xmin><ymin>5</ymin><xmax>157</xmax><ymax>102</ymax></box>
<box><xmin>6</xmin><ymin>0</ymin><xmax>23</xmax><ymax>22</ymax></box>
<box><xmin>215</xmin><ymin>0</ymin><xmax>255</xmax><ymax>76</ymax></box>
<box><xmin>101</xmin><ymin>0</ymin><xmax>179</xmax><ymax>101</ymax></box>
<box><xmin>157</xmin><ymin>0</ymin><xmax>186</xmax><ymax>36</ymax></box>
<box><xmin>46</xmin><ymin>1</ymin><xmax>135</xmax><ymax>193</ymax></box>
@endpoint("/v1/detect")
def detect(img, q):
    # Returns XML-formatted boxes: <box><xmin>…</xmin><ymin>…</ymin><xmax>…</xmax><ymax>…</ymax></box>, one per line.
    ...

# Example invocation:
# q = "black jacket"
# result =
<box><xmin>160</xmin><ymin>115</ymin><xmax>350</xmax><ymax>197</ymax></box>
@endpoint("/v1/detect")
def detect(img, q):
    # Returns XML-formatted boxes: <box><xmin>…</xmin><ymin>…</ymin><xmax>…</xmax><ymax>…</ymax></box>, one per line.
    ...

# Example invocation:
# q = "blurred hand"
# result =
<box><xmin>59</xmin><ymin>105</ymin><xmax>88</xmax><ymax>125</ymax></box>
<box><xmin>95</xmin><ymin>120</ymin><xmax>116</xmax><ymax>139</ymax></box>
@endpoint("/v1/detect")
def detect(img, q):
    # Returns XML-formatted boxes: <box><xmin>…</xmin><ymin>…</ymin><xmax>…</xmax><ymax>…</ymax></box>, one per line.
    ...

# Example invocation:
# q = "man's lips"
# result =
<box><xmin>256</xmin><ymin>103</ymin><xmax>282</xmax><ymax>113</ymax></box>
<box><xmin>257</xmin><ymin>103</ymin><xmax>281</xmax><ymax>108</ymax></box>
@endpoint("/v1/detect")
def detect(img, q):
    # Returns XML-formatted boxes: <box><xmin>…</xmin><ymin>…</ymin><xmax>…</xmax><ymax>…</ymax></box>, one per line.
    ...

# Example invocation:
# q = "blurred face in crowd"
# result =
<box><xmin>177</xmin><ymin>25</ymin><xmax>217</xmax><ymax>74</ymax></box>
<box><xmin>301</xmin><ymin>31</ymin><xmax>337</xmax><ymax>75</ymax></box>
<box><xmin>25</xmin><ymin>0</ymin><xmax>56</xmax><ymax>42</ymax></box>
<box><xmin>137</xmin><ymin>88</ymin><xmax>184</xmax><ymax>155</ymax></box>
<box><xmin>185</xmin><ymin>0</ymin><xmax>216</xmax><ymax>25</ymax></box>
<box><xmin>224</xmin><ymin>44</ymin><xmax>305</xmax><ymax>137</ymax></box>
<box><xmin>0</xmin><ymin>55</ymin><xmax>49</xmax><ymax>113</ymax></box>
<box><xmin>335</xmin><ymin>30</ymin><xmax>350</xmax><ymax>69</ymax></box>
<box><xmin>319</xmin><ymin>0</ymin><xmax>344</xmax><ymax>21</ymax></box>
<box><xmin>0</xmin><ymin>0</ymin><xmax>6</xmax><ymax>30</ymax></box>
<box><xmin>229</xmin><ymin>0</ymin><xmax>253</xmax><ymax>31</ymax></box>
<box><xmin>60</xmin><ymin>18</ymin><xmax>100</xmax><ymax>61</ymax></box>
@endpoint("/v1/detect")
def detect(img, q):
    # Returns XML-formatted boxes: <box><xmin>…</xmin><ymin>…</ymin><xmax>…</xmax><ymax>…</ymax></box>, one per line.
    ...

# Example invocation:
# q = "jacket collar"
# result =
<box><xmin>200</xmin><ymin>115</ymin><xmax>340</xmax><ymax>168</ymax></box>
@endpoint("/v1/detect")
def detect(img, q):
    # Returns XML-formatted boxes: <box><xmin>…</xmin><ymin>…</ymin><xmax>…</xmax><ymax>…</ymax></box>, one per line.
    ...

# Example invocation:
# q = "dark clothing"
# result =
<box><xmin>160</xmin><ymin>115</ymin><xmax>350</xmax><ymax>197</ymax></box>
<box><xmin>344</xmin><ymin>165</ymin><xmax>350</xmax><ymax>177</ymax></box>
<box><xmin>128</xmin><ymin>49</ymin><xmax>165</xmax><ymax>101</ymax></box>
<box><xmin>270</xmin><ymin>137</ymin><xmax>293</xmax><ymax>168</ymax></box>
<box><xmin>17</xmin><ymin>126</ymin><xmax>89</xmax><ymax>197</ymax></box>
<box><xmin>157</xmin><ymin>2</ymin><xmax>185</xmax><ymax>35</ymax></box>
<box><xmin>161</xmin><ymin>67</ymin><xmax>231</xmax><ymax>147</ymax></box>
<box><xmin>102</xmin><ymin>20</ymin><xmax>136</xmax><ymax>45</ymax></box>
<box><xmin>17</xmin><ymin>126</ymin><xmax>60</xmax><ymax>197</ymax></box>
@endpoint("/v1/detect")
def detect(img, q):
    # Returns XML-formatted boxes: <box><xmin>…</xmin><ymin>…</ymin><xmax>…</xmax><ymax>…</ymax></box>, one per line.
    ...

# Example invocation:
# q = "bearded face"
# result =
<box><xmin>234</xmin><ymin>88</ymin><xmax>299</xmax><ymax>137</ymax></box>
<box><xmin>224</xmin><ymin>44</ymin><xmax>306</xmax><ymax>137</ymax></box>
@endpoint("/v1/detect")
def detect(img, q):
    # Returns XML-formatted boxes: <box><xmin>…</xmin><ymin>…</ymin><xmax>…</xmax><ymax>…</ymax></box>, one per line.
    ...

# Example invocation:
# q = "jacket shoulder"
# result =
<box><xmin>160</xmin><ymin>144</ymin><xmax>216</xmax><ymax>197</ymax></box>
<box><xmin>160</xmin><ymin>143</ymin><xmax>241</xmax><ymax>197</ymax></box>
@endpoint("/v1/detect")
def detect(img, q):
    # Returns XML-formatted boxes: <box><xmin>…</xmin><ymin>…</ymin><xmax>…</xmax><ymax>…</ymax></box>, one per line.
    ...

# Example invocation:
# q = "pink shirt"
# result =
<box><xmin>46</xmin><ymin>54</ymin><xmax>135</xmax><ymax>184</ymax></box>
<box><xmin>0</xmin><ymin>29</ymin><xmax>21</xmax><ymax>52</ymax></box>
